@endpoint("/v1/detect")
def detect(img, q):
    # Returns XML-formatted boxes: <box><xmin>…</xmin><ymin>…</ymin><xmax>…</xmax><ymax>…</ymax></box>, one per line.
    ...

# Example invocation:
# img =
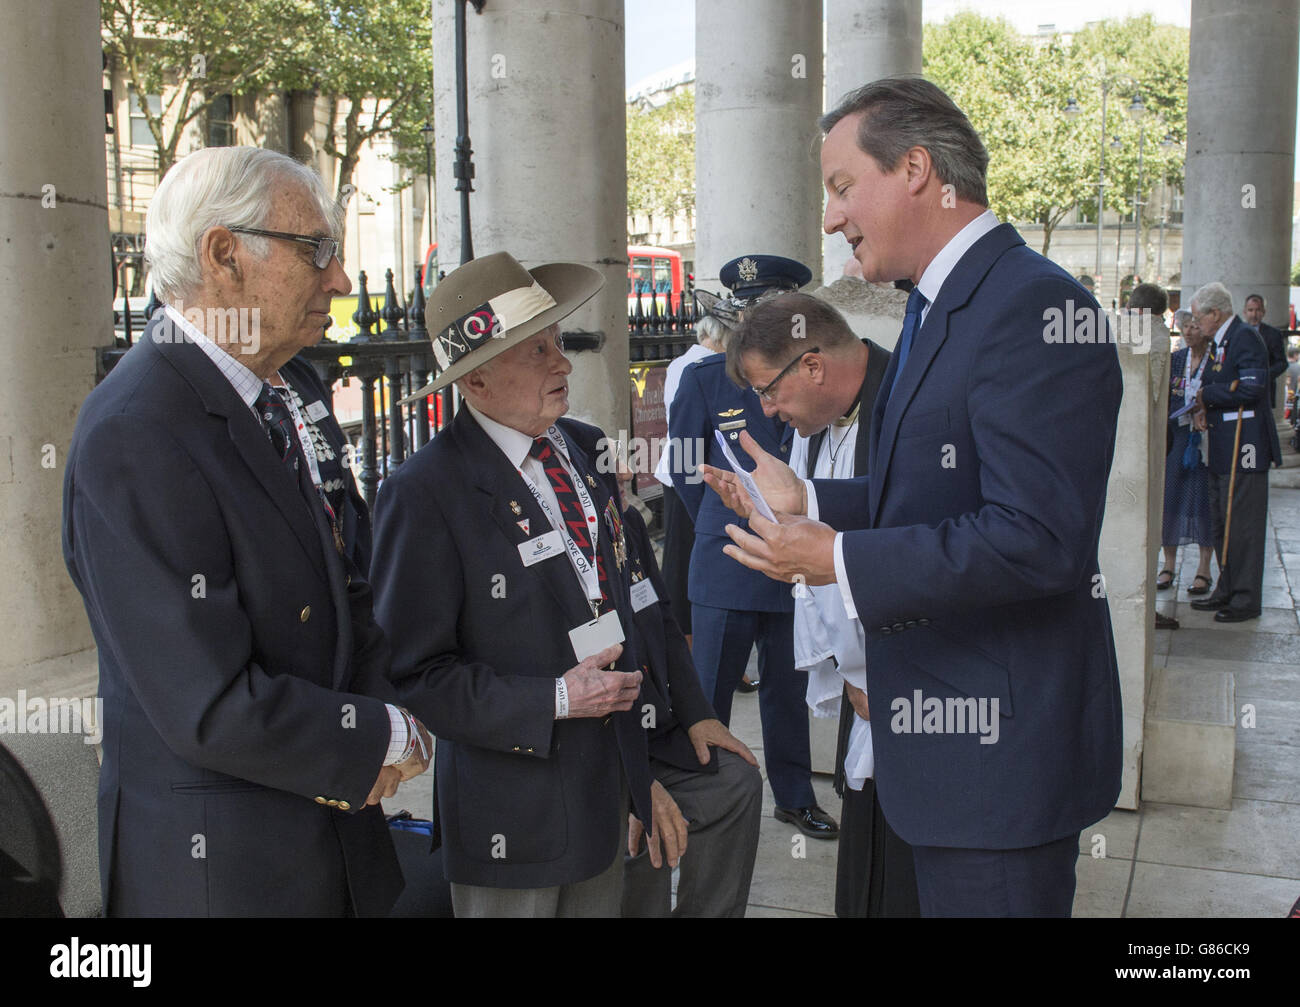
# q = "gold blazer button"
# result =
<box><xmin>299</xmin><ymin>605</ymin><xmax>312</xmax><ymax>623</ymax></box>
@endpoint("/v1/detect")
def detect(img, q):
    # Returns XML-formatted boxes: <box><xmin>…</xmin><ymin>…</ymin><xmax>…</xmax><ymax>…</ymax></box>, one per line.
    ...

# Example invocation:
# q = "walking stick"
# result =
<box><xmin>1221</xmin><ymin>379</ymin><xmax>1244</xmax><ymax>569</ymax></box>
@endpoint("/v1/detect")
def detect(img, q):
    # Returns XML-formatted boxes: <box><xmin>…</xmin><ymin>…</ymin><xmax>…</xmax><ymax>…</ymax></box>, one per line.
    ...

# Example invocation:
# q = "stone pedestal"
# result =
<box><xmin>1142</xmin><ymin>666</ymin><xmax>1236</xmax><ymax>810</ymax></box>
<box><xmin>694</xmin><ymin>0</ymin><xmax>823</xmax><ymax>291</ymax></box>
<box><xmin>1182</xmin><ymin>0</ymin><xmax>1298</xmax><ymax>318</ymax></box>
<box><xmin>0</xmin><ymin>0</ymin><xmax>109</xmax><ymax>688</ymax></box>
<box><xmin>822</xmin><ymin>0</ymin><xmax>922</xmax><ymax>281</ymax></box>
<box><xmin>432</xmin><ymin>0</ymin><xmax>628</xmax><ymax>437</ymax></box>
<box><xmin>1098</xmin><ymin>314</ymin><xmax>1171</xmax><ymax>809</ymax></box>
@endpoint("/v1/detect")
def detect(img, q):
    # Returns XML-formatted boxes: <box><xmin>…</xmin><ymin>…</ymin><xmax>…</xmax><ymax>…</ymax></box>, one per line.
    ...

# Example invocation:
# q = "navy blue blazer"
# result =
<box><xmin>668</xmin><ymin>353</ymin><xmax>795</xmax><ymax>613</ymax></box>
<box><xmin>370</xmin><ymin>409</ymin><xmax>653</xmax><ymax>889</ymax></box>
<box><xmin>62</xmin><ymin>320</ymin><xmax>402</xmax><ymax>916</ymax></box>
<box><xmin>621</xmin><ymin>504</ymin><xmax>718</xmax><ymax>772</ymax></box>
<box><xmin>813</xmin><ymin>224</ymin><xmax>1124</xmax><ymax>850</ymax></box>
<box><xmin>1201</xmin><ymin>317</ymin><xmax>1281</xmax><ymax>475</ymax></box>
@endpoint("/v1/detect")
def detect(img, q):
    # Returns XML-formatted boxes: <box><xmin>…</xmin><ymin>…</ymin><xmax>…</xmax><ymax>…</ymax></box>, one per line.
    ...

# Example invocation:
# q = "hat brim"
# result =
<box><xmin>401</xmin><ymin>261</ymin><xmax>605</xmax><ymax>401</ymax></box>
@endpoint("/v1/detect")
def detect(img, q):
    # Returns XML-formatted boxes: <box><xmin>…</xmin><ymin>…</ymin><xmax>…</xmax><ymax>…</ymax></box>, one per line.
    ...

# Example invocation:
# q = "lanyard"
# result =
<box><xmin>516</xmin><ymin>427</ymin><xmax>602</xmax><ymax>605</ymax></box>
<box><xmin>270</xmin><ymin>378</ymin><xmax>325</xmax><ymax>491</ymax></box>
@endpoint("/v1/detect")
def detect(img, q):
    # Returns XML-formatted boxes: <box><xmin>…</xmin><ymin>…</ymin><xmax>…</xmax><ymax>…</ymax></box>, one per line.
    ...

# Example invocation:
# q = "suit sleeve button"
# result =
<box><xmin>527</xmin><ymin>747</ymin><xmax>535</xmax><ymax>753</ymax></box>
<box><xmin>299</xmin><ymin>605</ymin><xmax>312</xmax><ymax>623</ymax></box>
<box><xmin>905</xmin><ymin>620</ymin><xmax>917</xmax><ymax>629</ymax></box>
<box><xmin>880</xmin><ymin>626</ymin><xmax>892</xmax><ymax>635</ymax></box>
<box><xmin>327</xmin><ymin>799</ymin><xmax>339</xmax><ymax>806</ymax></box>
<box><xmin>892</xmin><ymin>622</ymin><xmax>905</xmax><ymax>632</ymax></box>
<box><xmin>512</xmin><ymin>746</ymin><xmax>521</xmax><ymax>752</ymax></box>
<box><xmin>314</xmin><ymin>796</ymin><xmax>328</xmax><ymax>804</ymax></box>
<box><xmin>919</xmin><ymin>618</ymin><xmax>930</xmax><ymax>626</ymax></box>
<box><xmin>337</xmin><ymin>800</ymin><xmax>351</xmax><ymax>811</ymax></box>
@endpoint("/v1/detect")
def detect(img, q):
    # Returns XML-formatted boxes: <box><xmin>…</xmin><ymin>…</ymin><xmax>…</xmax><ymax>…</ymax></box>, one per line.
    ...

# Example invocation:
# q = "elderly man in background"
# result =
<box><xmin>63</xmin><ymin>146</ymin><xmax>429</xmax><ymax>917</ymax></box>
<box><xmin>1189</xmin><ymin>281</ymin><xmax>1282</xmax><ymax>622</ymax></box>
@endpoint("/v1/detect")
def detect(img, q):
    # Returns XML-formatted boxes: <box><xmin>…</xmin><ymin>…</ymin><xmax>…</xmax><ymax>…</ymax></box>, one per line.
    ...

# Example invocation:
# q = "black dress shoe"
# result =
<box><xmin>1190</xmin><ymin>596</ymin><xmax>1231</xmax><ymax>611</ymax></box>
<box><xmin>774</xmin><ymin>804</ymin><xmax>839</xmax><ymax>839</ymax></box>
<box><xmin>1155</xmin><ymin>612</ymin><xmax>1180</xmax><ymax>630</ymax></box>
<box><xmin>1214</xmin><ymin>607</ymin><xmax>1261</xmax><ymax>623</ymax></box>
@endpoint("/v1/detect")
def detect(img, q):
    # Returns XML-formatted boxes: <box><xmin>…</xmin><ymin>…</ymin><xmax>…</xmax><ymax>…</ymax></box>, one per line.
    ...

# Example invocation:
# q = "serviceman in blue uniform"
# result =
<box><xmin>669</xmin><ymin>254</ymin><xmax>838</xmax><ymax>839</ymax></box>
<box><xmin>1189</xmin><ymin>281</ymin><xmax>1282</xmax><ymax>622</ymax></box>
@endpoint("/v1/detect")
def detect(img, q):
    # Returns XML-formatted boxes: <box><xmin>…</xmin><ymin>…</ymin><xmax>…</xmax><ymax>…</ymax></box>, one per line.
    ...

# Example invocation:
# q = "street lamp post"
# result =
<box><xmin>1129</xmin><ymin>95</ymin><xmax>1147</xmax><ymax>283</ymax></box>
<box><xmin>420</xmin><ymin>121</ymin><xmax>434</xmax><ymax>253</ymax></box>
<box><xmin>1157</xmin><ymin>133</ymin><xmax>1176</xmax><ymax>282</ymax></box>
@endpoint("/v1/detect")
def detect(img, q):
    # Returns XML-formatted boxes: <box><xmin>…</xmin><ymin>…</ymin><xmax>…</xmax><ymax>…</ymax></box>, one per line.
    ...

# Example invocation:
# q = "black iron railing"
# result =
<box><xmin>100</xmin><ymin>265</ymin><xmax>700</xmax><ymax>509</ymax></box>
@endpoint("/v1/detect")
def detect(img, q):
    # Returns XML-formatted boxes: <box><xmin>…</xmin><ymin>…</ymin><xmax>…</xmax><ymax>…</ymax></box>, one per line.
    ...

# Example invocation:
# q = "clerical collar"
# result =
<box><xmin>833</xmin><ymin>401</ymin><xmax>861</xmax><ymax>427</ymax></box>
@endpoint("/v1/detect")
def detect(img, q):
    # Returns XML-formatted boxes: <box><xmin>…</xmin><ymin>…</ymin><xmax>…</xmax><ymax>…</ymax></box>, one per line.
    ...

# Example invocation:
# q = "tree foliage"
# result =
<box><xmin>924</xmin><ymin>13</ymin><xmax>1188</xmax><ymax>260</ymax></box>
<box><xmin>627</xmin><ymin>89</ymin><xmax>695</xmax><ymax>223</ymax></box>
<box><xmin>102</xmin><ymin>0</ymin><xmax>432</xmax><ymax>229</ymax></box>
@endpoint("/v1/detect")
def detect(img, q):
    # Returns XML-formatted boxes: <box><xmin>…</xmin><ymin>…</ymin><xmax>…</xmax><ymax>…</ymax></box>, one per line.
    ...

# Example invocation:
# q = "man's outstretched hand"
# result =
<box><xmin>700</xmin><ymin>430</ymin><xmax>807</xmax><ymax>518</ymax></box>
<box><xmin>722</xmin><ymin>510</ymin><xmax>838</xmax><ymax>587</ymax></box>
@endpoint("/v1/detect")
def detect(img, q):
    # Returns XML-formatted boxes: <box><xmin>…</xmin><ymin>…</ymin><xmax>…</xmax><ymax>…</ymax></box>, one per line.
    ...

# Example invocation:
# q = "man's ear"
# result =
<box><xmin>904</xmin><ymin>146</ymin><xmax>932</xmax><ymax>196</ymax></box>
<box><xmin>199</xmin><ymin>226</ymin><xmax>242</xmax><ymax>286</ymax></box>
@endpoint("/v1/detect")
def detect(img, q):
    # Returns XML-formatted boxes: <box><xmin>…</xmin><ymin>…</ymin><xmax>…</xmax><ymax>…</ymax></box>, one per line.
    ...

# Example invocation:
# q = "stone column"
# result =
<box><xmin>1182</xmin><ymin>0</ymin><xmax>1298</xmax><ymax>329</ymax></box>
<box><xmin>1099</xmin><ymin>313</ymin><xmax>1170</xmax><ymax>809</ymax></box>
<box><xmin>694</xmin><ymin>0</ymin><xmax>823</xmax><ymax>291</ymax></box>
<box><xmin>432</xmin><ymin>0</ymin><xmax>628</xmax><ymax>438</ymax></box>
<box><xmin>822</xmin><ymin>0</ymin><xmax>923</xmax><ymax>281</ymax></box>
<box><xmin>0</xmin><ymin>0</ymin><xmax>109</xmax><ymax>688</ymax></box>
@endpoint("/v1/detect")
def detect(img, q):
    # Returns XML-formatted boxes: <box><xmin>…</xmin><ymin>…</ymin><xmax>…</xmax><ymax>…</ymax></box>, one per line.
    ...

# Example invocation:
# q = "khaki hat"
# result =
<box><xmin>404</xmin><ymin>250</ymin><xmax>604</xmax><ymax>399</ymax></box>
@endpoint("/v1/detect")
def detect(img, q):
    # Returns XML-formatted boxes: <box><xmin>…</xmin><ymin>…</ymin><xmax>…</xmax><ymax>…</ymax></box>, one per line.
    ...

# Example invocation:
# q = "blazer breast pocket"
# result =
<box><xmin>897</xmin><ymin>407</ymin><xmax>950</xmax><ymax>440</ymax></box>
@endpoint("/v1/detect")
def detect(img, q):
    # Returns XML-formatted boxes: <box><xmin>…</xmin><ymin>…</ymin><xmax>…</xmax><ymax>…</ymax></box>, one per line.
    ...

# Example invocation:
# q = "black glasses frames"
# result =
<box><xmin>227</xmin><ymin>226</ymin><xmax>340</xmax><ymax>270</ymax></box>
<box><xmin>753</xmin><ymin>346</ymin><xmax>820</xmax><ymax>401</ymax></box>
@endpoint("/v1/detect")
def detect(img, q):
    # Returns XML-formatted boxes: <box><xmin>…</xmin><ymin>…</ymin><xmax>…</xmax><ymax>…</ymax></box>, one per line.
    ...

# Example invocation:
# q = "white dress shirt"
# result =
<box><xmin>805</xmin><ymin>209</ymin><xmax>1001</xmax><ymax>621</ymax></box>
<box><xmin>654</xmin><ymin>342</ymin><xmax>715</xmax><ymax>486</ymax></box>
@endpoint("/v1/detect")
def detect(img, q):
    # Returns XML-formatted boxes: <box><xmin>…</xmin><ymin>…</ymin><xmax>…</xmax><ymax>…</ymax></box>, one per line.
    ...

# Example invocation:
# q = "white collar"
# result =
<box><xmin>915</xmin><ymin>209</ymin><xmax>1000</xmax><ymax>308</ymax></box>
<box><xmin>163</xmin><ymin>303</ymin><xmax>264</xmax><ymax>409</ymax></box>
<box><xmin>466</xmin><ymin>400</ymin><xmax>549</xmax><ymax>470</ymax></box>
<box><xmin>1213</xmin><ymin>316</ymin><xmax>1233</xmax><ymax>345</ymax></box>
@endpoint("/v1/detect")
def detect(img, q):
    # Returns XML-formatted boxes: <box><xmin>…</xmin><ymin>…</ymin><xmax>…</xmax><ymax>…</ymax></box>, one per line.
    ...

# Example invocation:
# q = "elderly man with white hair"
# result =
<box><xmin>1188</xmin><ymin>281</ymin><xmax>1282</xmax><ymax>622</ymax></box>
<box><xmin>62</xmin><ymin>146</ymin><xmax>429</xmax><ymax>916</ymax></box>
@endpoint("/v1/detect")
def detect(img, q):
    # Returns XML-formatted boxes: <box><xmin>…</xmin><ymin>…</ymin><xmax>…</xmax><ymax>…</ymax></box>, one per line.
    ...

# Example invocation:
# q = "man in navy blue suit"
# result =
<box><xmin>704</xmin><ymin>77</ymin><xmax>1124</xmax><ymax>916</ymax></box>
<box><xmin>669</xmin><ymin>255</ymin><xmax>837</xmax><ymax>839</ymax></box>
<box><xmin>62</xmin><ymin>147</ymin><xmax>427</xmax><ymax>916</ymax></box>
<box><xmin>1188</xmin><ymin>282</ymin><xmax>1281</xmax><ymax>622</ymax></box>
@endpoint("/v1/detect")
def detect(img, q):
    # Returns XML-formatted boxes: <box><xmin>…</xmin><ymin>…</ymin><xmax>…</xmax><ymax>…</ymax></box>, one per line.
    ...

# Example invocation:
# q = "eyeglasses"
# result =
<box><xmin>227</xmin><ymin>226</ymin><xmax>340</xmax><ymax>269</ymax></box>
<box><xmin>752</xmin><ymin>347</ymin><xmax>819</xmax><ymax>401</ymax></box>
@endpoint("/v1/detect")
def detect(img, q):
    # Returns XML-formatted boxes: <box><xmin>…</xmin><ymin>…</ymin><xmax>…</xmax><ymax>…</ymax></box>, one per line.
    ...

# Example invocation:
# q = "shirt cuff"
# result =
<box><xmin>384</xmin><ymin>703</ymin><xmax>409</xmax><ymax>765</ymax></box>
<box><xmin>804</xmin><ymin>479</ymin><xmax>818</xmax><ymax>521</ymax></box>
<box><xmin>833</xmin><ymin>533</ymin><xmax>859</xmax><ymax>621</ymax></box>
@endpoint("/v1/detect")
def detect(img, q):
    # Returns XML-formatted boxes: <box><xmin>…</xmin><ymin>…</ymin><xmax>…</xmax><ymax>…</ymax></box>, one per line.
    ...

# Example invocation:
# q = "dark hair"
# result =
<box><xmin>1245</xmin><ymin>292</ymin><xmax>1265</xmax><ymax>309</ymax></box>
<box><xmin>1127</xmin><ymin>282</ymin><xmax>1168</xmax><ymax>314</ymax></box>
<box><xmin>820</xmin><ymin>75</ymin><xmax>989</xmax><ymax>206</ymax></box>
<box><xmin>725</xmin><ymin>292</ymin><xmax>856</xmax><ymax>388</ymax></box>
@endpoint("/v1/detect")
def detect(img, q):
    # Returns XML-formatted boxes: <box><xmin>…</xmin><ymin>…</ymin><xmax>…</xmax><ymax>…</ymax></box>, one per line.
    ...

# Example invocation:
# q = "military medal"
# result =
<box><xmin>603</xmin><ymin>498</ymin><xmax>627</xmax><ymax>570</ymax></box>
<box><xmin>586</xmin><ymin>474</ymin><xmax>597</xmax><ymax>489</ymax></box>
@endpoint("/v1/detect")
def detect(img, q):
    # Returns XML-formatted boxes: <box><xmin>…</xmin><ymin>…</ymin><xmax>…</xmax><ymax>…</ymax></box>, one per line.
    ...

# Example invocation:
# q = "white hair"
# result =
<box><xmin>1190</xmin><ymin>281</ymin><xmax>1233</xmax><ymax>316</ymax></box>
<box><xmin>145</xmin><ymin>146</ymin><xmax>341</xmax><ymax>303</ymax></box>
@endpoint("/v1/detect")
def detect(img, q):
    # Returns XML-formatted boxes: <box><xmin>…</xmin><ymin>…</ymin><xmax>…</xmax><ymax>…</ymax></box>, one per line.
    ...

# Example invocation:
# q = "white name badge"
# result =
<box><xmin>569</xmin><ymin>609</ymin><xmax>625</xmax><ymax>663</ymax></box>
<box><xmin>518</xmin><ymin>531</ymin><xmax>565</xmax><ymax>567</ymax></box>
<box><xmin>304</xmin><ymin>400</ymin><xmax>330</xmax><ymax>423</ymax></box>
<box><xmin>630</xmin><ymin>578</ymin><xmax>659</xmax><ymax>613</ymax></box>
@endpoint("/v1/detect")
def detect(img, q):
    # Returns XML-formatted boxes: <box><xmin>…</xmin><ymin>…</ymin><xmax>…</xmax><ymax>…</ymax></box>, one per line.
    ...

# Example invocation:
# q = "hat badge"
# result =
<box><xmin>738</xmin><ymin>257</ymin><xmax>760</xmax><ymax>282</ymax></box>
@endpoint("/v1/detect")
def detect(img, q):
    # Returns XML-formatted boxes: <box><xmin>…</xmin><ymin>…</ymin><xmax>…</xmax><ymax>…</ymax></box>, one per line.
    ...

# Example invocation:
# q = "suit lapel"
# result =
<box><xmin>152</xmin><ymin>326</ymin><xmax>329</xmax><ymax>582</ymax></box>
<box><xmin>454</xmin><ymin>411</ymin><xmax>596</xmax><ymax>634</ymax></box>
<box><xmin>869</xmin><ymin>224</ymin><xmax>1024</xmax><ymax>520</ymax></box>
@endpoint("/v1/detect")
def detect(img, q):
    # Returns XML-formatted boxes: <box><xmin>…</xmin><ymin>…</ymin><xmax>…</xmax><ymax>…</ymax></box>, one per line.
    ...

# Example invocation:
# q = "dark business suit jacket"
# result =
<box><xmin>621</xmin><ymin>504</ymin><xmax>717</xmax><ymax>772</ymax></box>
<box><xmin>1202</xmin><ymin>317</ymin><xmax>1281</xmax><ymax>475</ymax></box>
<box><xmin>369</xmin><ymin>409</ymin><xmax>653</xmax><ymax>889</ymax></box>
<box><xmin>62</xmin><ymin>319</ymin><xmax>402</xmax><ymax>917</ymax></box>
<box><xmin>668</xmin><ymin>353</ymin><xmax>795</xmax><ymax>613</ymax></box>
<box><xmin>814</xmin><ymin>224</ymin><xmax>1124</xmax><ymax>851</ymax></box>
<box><xmin>1258</xmin><ymin>321</ymin><xmax>1287</xmax><ymax>408</ymax></box>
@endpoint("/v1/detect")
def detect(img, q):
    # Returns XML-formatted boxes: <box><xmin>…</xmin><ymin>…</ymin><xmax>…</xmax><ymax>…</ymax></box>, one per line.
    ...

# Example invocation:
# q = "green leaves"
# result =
<box><xmin>627</xmin><ymin>89</ymin><xmax>695</xmax><ymax>221</ymax></box>
<box><xmin>923</xmin><ymin>12</ymin><xmax>1188</xmax><ymax>257</ymax></box>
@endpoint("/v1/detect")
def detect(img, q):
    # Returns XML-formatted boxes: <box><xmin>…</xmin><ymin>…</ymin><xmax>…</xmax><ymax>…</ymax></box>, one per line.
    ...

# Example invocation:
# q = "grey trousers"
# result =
<box><xmin>1207</xmin><ymin>469</ymin><xmax>1269</xmax><ymax>613</ymax></box>
<box><xmin>621</xmin><ymin>748</ymin><xmax>763</xmax><ymax>918</ymax></box>
<box><xmin>449</xmin><ymin>790</ymin><xmax>628</xmax><ymax>918</ymax></box>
